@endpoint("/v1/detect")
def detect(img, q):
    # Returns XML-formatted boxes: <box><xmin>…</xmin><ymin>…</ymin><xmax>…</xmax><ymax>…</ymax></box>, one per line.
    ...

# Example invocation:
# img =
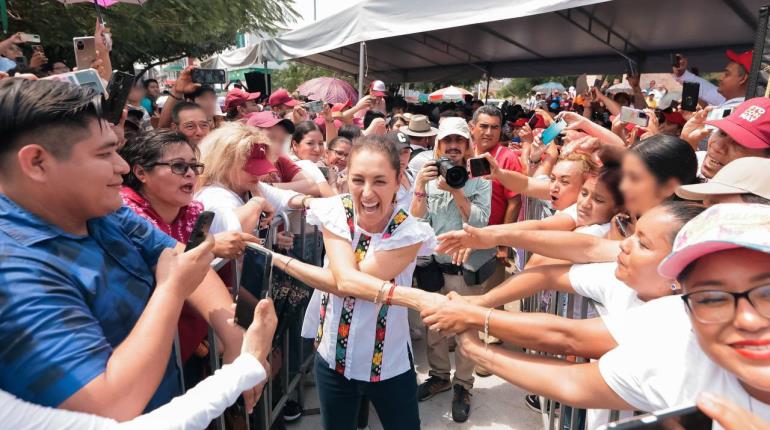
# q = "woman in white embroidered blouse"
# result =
<box><xmin>261</xmin><ymin>135</ymin><xmax>447</xmax><ymax>429</ymax></box>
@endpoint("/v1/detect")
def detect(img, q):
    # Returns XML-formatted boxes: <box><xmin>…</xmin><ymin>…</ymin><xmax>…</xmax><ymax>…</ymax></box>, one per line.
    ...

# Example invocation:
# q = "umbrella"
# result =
<box><xmin>532</xmin><ymin>82</ymin><xmax>565</xmax><ymax>93</ymax></box>
<box><xmin>297</xmin><ymin>77</ymin><xmax>359</xmax><ymax>105</ymax></box>
<box><xmin>429</xmin><ymin>85</ymin><xmax>472</xmax><ymax>102</ymax></box>
<box><xmin>606</xmin><ymin>83</ymin><xmax>633</xmax><ymax>95</ymax></box>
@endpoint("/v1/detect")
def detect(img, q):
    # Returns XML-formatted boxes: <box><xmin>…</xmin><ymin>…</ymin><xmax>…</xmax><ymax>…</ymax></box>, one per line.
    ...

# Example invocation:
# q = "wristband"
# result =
<box><xmin>374</xmin><ymin>281</ymin><xmax>388</xmax><ymax>304</ymax></box>
<box><xmin>484</xmin><ymin>308</ymin><xmax>494</xmax><ymax>351</ymax></box>
<box><xmin>284</xmin><ymin>257</ymin><xmax>295</xmax><ymax>273</ymax></box>
<box><xmin>414</xmin><ymin>190</ymin><xmax>428</xmax><ymax>199</ymax></box>
<box><xmin>385</xmin><ymin>284</ymin><xmax>397</xmax><ymax>306</ymax></box>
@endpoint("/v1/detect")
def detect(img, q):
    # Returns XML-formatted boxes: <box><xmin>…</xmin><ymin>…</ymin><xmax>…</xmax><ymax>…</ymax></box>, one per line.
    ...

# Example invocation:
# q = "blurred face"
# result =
<box><xmin>264</xmin><ymin>125</ymin><xmax>291</xmax><ymax>150</ymax></box>
<box><xmin>718</xmin><ymin>62</ymin><xmax>748</xmax><ymax>99</ymax></box>
<box><xmin>129</xmin><ymin>85</ymin><xmax>145</xmax><ymax>104</ymax></box>
<box><xmin>701</xmin><ymin>129</ymin><xmax>766</xmax><ymax>179</ymax></box>
<box><xmin>548</xmin><ymin>160</ymin><xmax>583</xmax><ymax>211</ymax></box>
<box><xmin>702</xmin><ymin>194</ymin><xmax>745</xmax><ymax>206</ymax></box>
<box><xmin>292</xmin><ymin>130</ymin><xmax>325</xmax><ymax>163</ymax></box>
<box><xmin>576</xmin><ymin>176</ymin><xmax>620</xmax><ymax>227</ymax></box>
<box><xmin>239</xmin><ymin>100</ymin><xmax>261</xmax><ymax>115</ymax></box>
<box><xmin>194</xmin><ymin>92</ymin><xmax>218</xmax><ymax>119</ymax></box>
<box><xmin>683</xmin><ymin>249</ymin><xmax>770</xmax><ymax>398</ymax></box>
<box><xmin>471</xmin><ymin>114</ymin><xmax>502</xmax><ymax>153</ymax></box>
<box><xmin>146</xmin><ymin>82</ymin><xmax>160</xmax><ymax>98</ymax></box>
<box><xmin>391</xmin><ymin>117</ymin><xmax>407</xmax><ymax>131</ymax></box>
<box><xmin>621</xmin><ymin>152</ymin><xmax>677</xmax><ymax>215</ymax></box>
<box><xmin>439</xmin><ymin>135</ymin><xmax>469</xmax><ymax>166</ymax></box>
<box><xmin>399</xmin><ymin>148</ymin><xmax>412</xmax><ymax>172</ymax></box>
<box><xmin>410</xmin><ymin>135</ymin><xmax>434</xmax><ymax>149</ymax></box>
<box><xmin>46</xmin><ymin>119</ymin><xmax>128</xmax><ymax>220</ymax></box>
<box><xmin>614</xmin><ymin>206</ymin><xmax>678</xmax><ymax>300</ymax></box>
<box><xmin>136</xmin><ymin>143</ymin><xmax>197</xmax><ymax>210</ymax></box>
<box><xmin>325</xmin><ymin>141</ymin><xmax>351</xmax><ymax>170</ymax></box>
<box><xmin>348</xmin><ymin>148</ymin><xmax>401</xmax><ymax>230</ymax></box>
<box><xmin>174</xmin><ymin>108</ymin><xmax>210</xmax><ymax>146</ymax></box>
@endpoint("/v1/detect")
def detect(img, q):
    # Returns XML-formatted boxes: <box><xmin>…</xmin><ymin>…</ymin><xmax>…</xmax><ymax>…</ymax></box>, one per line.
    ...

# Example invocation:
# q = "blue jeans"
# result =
<box><xmin>314</xmin><ymin>353</ymin><xmax>421</xmax><ymax>429</ymax></box>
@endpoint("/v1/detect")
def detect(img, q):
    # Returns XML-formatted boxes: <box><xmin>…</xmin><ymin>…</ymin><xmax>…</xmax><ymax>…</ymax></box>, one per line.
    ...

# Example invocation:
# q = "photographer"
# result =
<box><xmin>410</xmin><ymin>117</ymin><xmax>493</xmax><ymax>423</ymax></box>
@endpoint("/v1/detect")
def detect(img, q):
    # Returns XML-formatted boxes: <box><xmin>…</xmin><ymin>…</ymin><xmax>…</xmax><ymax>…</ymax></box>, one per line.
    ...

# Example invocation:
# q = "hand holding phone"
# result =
<box><xmin>103</xmin><ymin>71</ymin><xmax>135</xmax><ymax>125</ymax></box>
<box><xmin>73</xmin><ymin>36</ymin><xmax>97</xmax><ymax>71</ymax></box>
<box><xmin>620</xmin><ymin>106</ymin><xmax>650</xmax><ymax>128</ymax></box>
<box><xmin>681</xmin><ymin>81</ymin><xmax>700</xmax><ymax>112</ymax></box>
<box><xmin>541</xmin><ymin>118</ymin><xmax>567</xmax><ymax>145</ymax></box>
<box><xmin>305</xmin><ymin>100</ymin><xmax>324</xmax><ymax>113</ymax></box>
<box><xmin>185</xmin><ymin>211</ymin><xmax>215</xmax><ymax>251</ymax></box>
<box><xmin>191</xmin><ymin>68</ymin><xmax>227</xmax><ymax>85</ymax></box>
<box><xmin>469</xmin><ymin>156</ymin><xmax>492</xmax><ymax>177</ymax></box>
<box><xmin>18</xmin><ymin>32</ymin><xmax>41</xmax><ymax>43</ymax></box>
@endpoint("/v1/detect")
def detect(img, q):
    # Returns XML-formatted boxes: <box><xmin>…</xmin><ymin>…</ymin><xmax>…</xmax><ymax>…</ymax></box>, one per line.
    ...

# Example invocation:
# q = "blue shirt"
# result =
<box><xmin>0</xmin><ymin>194</ymin><xmax>179</xmax><ymax>411</ymax></box>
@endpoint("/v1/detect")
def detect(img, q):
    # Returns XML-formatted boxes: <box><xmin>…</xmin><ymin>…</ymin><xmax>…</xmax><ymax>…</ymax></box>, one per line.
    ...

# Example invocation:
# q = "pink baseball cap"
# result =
<box><xmin>243</xmin><ymin>143</ymin><xmax>278</xmax><ymax>176</ymax></box>
<box><xmin>706</xmin><ymin>97</ymin><xmax>770</xmax><ymax>149</ymax></box>
<box><xmin>224</xmin><ymin>88</ymin><xmax>260</xmax><ymax>112</ymax></box>
<box><xmin>658</xmin><ymin>204</ymin><xmax>770</xmax><ymax>279</ymax></box>
<box><xmin>246</xmin><ymin>111</ymin><xmax>296</xmax><ymax>133</ymax></box>
<box><xmin>268</xmin><ymin>88</ymin><xmax>300</xmax><ymax>107</ymax></box>
<box><xmin>370</xmin><ymin>80</ymin><xmax>387</xmax><ymax>97</ymax></box>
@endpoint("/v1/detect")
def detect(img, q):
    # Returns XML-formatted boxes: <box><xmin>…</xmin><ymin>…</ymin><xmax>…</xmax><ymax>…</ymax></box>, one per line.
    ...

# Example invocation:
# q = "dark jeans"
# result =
<box><xmin>314</xmin><ymin>353</ymin><xmax>421</xmax><ymax>430</ymax></box>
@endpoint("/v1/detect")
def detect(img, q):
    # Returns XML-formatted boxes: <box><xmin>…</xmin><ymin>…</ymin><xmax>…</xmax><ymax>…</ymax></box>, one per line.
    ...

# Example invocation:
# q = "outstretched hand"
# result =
<box><xmin>436</xmin><ymin>224</ymin><xmax>499</xmax><ymax>257</ymax></box>
<box><xmin>155</xmin><ymin>234</ymin><xmax>215</xmax><ymax>299</ymax></box>
<box><xmin>698</xmin><ymin>392</ymin><xmax>770</xmax><ymax>430</ymax></box>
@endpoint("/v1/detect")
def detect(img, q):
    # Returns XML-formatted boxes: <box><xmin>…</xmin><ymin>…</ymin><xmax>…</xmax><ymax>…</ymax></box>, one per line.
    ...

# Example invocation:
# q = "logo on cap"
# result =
<box><xmin>741</xmin><ymin>106</ymin><xmax>766</xmax><ymax>122</ymax></box>
<box><xmin>397</xmin><ymin>132</ymin><xmax>407</xmax><ymax>143</ymax></box>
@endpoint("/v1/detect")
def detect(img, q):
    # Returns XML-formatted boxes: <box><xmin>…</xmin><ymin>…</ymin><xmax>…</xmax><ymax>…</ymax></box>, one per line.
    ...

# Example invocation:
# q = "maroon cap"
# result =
<box><xmin>246</xmin><ymin>111</ymin><xmax>296</xmax><ymax>133</ymax></box>
<box><xmin>706</xmin><ymin>97</ymin><xmax>770</xmax><ymax>149</ymax></box>
<box><xmin>224</xmin><ymin>88</ymin><xmax>260</xmax><ymax>112</ymax></box>
<box><xmin>726</xmin><ymin>49</ymin><xmax>753</xmax><ymax>73</ymax></box>
<box><xmin>243</xmin><ymin>143</ymin><xmax>278</xmax><ymax>176</ymax></box>
<box><xmin>268</xmin><ymin>88</ymin><xmax>299</xmax><ymax>107</ymax></box>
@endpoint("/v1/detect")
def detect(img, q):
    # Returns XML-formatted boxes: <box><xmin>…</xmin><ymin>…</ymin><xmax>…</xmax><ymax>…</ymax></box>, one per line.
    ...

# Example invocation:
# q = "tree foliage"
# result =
<box><xmin>497</xmin><ymin>75</ymin><xmax>579</xmax><ymax>99</ymax></box>
<box><xmin>271</xmin><ymin>61</ymin><xmax>355</xmax><ymax>92</ymax></box>
<box><xmin>5</xmin><ymin>0</ymin><xmax>296</xmax><ymax>72</ymax></box>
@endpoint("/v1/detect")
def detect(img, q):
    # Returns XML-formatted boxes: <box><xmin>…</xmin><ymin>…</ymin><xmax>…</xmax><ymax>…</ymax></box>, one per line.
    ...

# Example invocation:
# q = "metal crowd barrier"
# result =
<box><xmin>517</xmin><ymin>197</ymin><xmax>620</xmax><ymax>430</ymax></box>
<box><xmin>173</xmin><ymin>209</ymin><xmax>323</xmax><ymax>430</ymax></box>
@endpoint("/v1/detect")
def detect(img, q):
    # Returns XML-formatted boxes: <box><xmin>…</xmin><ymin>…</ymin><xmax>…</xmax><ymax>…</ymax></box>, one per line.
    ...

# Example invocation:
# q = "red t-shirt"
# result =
<box><xmin>260</xmin><ymin>155</ymin><xmax>302</xmax><ymax>184</ymax></box>
<box><xmin>487</xmin><ymin>144</ymin><xmax>523</xmax><ymax>225</ymax></box>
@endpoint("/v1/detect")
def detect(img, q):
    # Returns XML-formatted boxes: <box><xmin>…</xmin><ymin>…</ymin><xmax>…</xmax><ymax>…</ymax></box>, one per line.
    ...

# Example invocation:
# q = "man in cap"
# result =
<box><xmin>686</xmin><ymin>97</ymin><xmax>770</xmax><ymax>179</ymax></box>
<box><xmin>224</xmin><ymin>87</ymin><xmax>261</xmax><ymax>121</ymax></box>
<box><xmin>268</xmin><ymin>88</ymin><xmax>308</xmax><ymax>124</ymax></box>
<box><xmin>401</xmin><ymin>114</ymin><xmax>439</xmax><ymax>174</ymax></box>
<box><xmin>676</xmin><ymin>157</ymin><xmax>770</xmax><ymax>206</ymax></box>
<box><xmin>410</xmin><ymin>117</ymin><xmax>493</xmax><ymax>423</ymax></box>
<box><xmin>674</xmin><ymin>49</ymin><xmax>752</xmax><ymax>110</ymax></box>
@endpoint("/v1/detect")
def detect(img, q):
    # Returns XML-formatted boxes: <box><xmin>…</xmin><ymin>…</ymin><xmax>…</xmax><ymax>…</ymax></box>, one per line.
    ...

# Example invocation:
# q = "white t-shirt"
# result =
<box><xmin>601</xmin><ymin>294</ymin><xmax>687</xmax><ymax>345</ymax></box>
<box><xmin>568</xmin><ymin>262</ymin><xmax>644</xmax><ymax>317</ymax></box>
<box><xmin>294</xmin><ymin>159</ymin><xmax>327</xmax><ymax>184</ymax></box>
<box><xmin>305</xmin><ymin>195</ymin><xmax>436</xmax><ymax>381</ymax></box>
<box><xmin>195</xmin><ymin>183</ymin><xmax>299</xmax><ymax>234</ymax></box>
<box><xmin>408</xmin><ymin>149</ymin><xmax>434</xmax><ymax>177</ymax></box>
<box><xmin>575</xmin><ymin>222</ymin><xmax>611</xmax><ymax>238</ymax></box>
<box><xmin>599</xmin><ymin>315</ymin><xmax>770</xmax><ymax>427</ymax></box>
<box><xmin>559</xmin><ymin>203</ymin><xmax>579</xmax><ymax>223</ymax></box>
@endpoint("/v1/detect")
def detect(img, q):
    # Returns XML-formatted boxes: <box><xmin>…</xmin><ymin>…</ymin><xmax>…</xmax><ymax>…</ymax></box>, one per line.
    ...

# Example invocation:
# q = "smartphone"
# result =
<box><xmin>541</xmin><ymin>118</ymin><xmax>566</xmax><ymax>145</ymax></box>
<box><xmin>593</xmin><ymin>79</ymin><xmax>603</xmax><ymax>89</ymax></box>
<box><xmin>191</xmin><ymin>68</ymin><xmax>227</xmax><ymax>85</ymax></box>
<box><xmin>42</xmin><ymin>68</ymin><xmax>106</xmax><ymax>95</ymax></box>
<box><xmin>73</xmin><ymin>36</ymin><xmax>97</xmax><ymax>71</ymax></box>
<box><xmin>469</xmin><ymin>157</ymin><xmax>491</xmax><ymax>177</ymax></box>
<box><xmin>103</xmin><ymin>71</ymin><xmax>135</xmax><ymax>125</ymax></box>
<box><xmin>620</xmin><ymin>106</ymin><xmax>649</xmax><ymax>128</ymax></box>
<box><xmin>707</xmin><ymin>107</ymin><xmax>733</xmax><ymax>121</ymax></box>
<box><xmin>681</xmin><ymin>81</ymin><xmax>700</xmax><ymax>112</ymax></box>
<box><xmin>257</xmin><ymin>211</ymin><xmax>269</xmax><ymax>246</ymax></box>
<box><xmin>671</xmin><ymin>53</ymin><xmax>681</xmax><ymax>68</ymax></box>
<box><xmin>305</xmin><ymin>100</ymin><xmax>324</xmax><ymax>113</ymax></box>
<box><xmin>19</xmin><ymin>32</ymin><xmax>41</xmax><ymax>43</ymax></box>
<box><xmin>527</xmin><ymin>114</ymin><xmax>539</xmax><ymax>129</ymax></box>
<box><xmin>598</xmin><ymin>405</ymin><xmax>711</xmax><ymax>429</ymax></box>
<box><xmin>184</xmin><ymin>211</ymin><xmax>215</xmax><ymax>251</ymax></box>
<box><xmin>234</xmin><ymin>244</ymin><xmax>273</xmax><ymax>329</ymax></box>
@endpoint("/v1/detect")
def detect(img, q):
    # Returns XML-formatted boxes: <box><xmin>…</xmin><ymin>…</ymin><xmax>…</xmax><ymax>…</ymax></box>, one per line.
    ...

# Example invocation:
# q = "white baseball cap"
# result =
<box><xmin>437</xmin><ymin>117</ymin><xmax>471</xmax><ymax>141</ymax></box>
<box><xmin>676</xmin><ymin>157</ymin><xmax>770</xmax><ymax>201</ymax></box>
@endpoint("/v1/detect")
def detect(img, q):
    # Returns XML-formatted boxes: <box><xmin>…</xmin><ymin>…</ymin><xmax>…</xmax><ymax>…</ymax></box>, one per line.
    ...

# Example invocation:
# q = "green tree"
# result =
<box><xmin>5</xmin><ymin>0</ymin><xmax>296</xmax><ymax>73</ymax></box>
<box><xmin>271</xmin><ymin>61</ymin><xmax>355</xmax><ymax>92</ymax></box>
<box><xmin>497</xmin><ymin>75</ymin><xmax>579</xmax><ymax>98</ymax></box>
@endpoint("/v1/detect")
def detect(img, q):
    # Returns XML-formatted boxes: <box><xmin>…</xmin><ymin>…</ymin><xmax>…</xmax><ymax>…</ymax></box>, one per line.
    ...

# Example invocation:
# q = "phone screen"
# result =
<box><xmin>103</xmin><ymin>71</ymin><xmax>135</xmax><ymax>125</ymax></box>
<box><xmin>185</xmin><ymin>211</ymin><xmax>214</xmax><ymax>251</ymax></box>
<box><xmin>527</xmin><ymin>114</ymin><xmax>539</xmax><ymax>129</ymax></box>
<box><xmin>191</xmin><ymin>68</ymin><xmax>227</xmax><ymax>85</ymax></box>
<box><xmin>541</xmin><ymin>119</ymin><xmax>566</xmax><ymax>145</ymax></box>
<box><xmin>469</xmin><ymin>157</ymin><xmax>491</xmax><ymax>177</ymax></box>
<box><xmin>601</xmin><ymin>406</ymin><xmax>711</xmax><ymax>429</ymax></box>
<box><xmin>681</xmin><ymin>82</ymin><xmax>700</xmax><ymax>112</ymax></box>
<box><xmin>235</xmin><ymin>245</ymin><xmax>273</xmax><ymax>329</ymax></box>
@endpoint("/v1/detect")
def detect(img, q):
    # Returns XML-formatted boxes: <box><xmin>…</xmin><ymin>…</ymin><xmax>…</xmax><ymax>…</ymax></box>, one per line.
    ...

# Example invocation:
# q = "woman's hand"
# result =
<box><xmin>275</xmin><ymin>230</ymin><xmax>294</xmax><ymax>251</ymax></box>
<box><xmin>698</xmin><ymin>392</ymin><xmax>770</xmax><ymax>430</ymax></box>
<box><xmin>175</xmin><ymin>66</ymin><xmax>201</xmax><ymax>96</ymax></box>
<box><xmin>412</xmin><ymin>289</ymin><xmax>449</xmax><ymax>314</ymax></box>
<box><xmin>421</xmin><ymin>291</ymin><xmax>476</xmax><ymax>335</ymax></box>
<box><xmin>436</xmin><ymin>224</ymin><xmax>500</xmax><ymax>256</ymax></box>
<box><xmin>456</xmin><ymin>329</ymin><xmax>486</xmax><ymax>358</ymax></box>
<box><xmin>155</xmin><ymin>235</ymin><xmax>215</xmax><ymax>299</ymax></box>
<box><xmin>212</xmin><ymin>231</ymin><xmax>260</xmax><ymax>259</ymax></box>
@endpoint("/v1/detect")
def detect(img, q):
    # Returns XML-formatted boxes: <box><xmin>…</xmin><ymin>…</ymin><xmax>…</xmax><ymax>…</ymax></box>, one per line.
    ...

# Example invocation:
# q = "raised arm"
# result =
<box><xmin>477</xmin><ymin>152</ymin><xmax>551</xmax><ymax>200</ymax></box>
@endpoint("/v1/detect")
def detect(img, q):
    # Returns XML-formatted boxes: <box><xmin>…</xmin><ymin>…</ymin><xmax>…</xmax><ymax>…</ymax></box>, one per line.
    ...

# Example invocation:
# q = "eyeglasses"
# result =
<box><xmin>329</xmin><ymin>148</ymin><xmax>350</xmax><ymax>159</ymax></box>
<box><xmin>151</xmin><ymin>161</ymin><xmax>205</xmax><ymax>176</ymax></box>
<box><xmin>681</xmin><ymin>284</ymin><xmax>770</xmax><ymax>324</ymax></box>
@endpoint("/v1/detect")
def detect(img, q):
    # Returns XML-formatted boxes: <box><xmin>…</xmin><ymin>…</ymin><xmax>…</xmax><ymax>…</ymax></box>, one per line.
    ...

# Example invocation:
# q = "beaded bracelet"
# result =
<box><xmin>414</xmin><ymin>190</ymin><xmax>428</xmax><ymax>199</ymax></box>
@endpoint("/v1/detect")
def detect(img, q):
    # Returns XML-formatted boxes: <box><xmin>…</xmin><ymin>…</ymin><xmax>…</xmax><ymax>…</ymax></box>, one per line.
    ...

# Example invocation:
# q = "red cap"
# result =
<box><xmin>246</xmin><ymin>111</ymin><xmax>296</xmax><ymax>133</ymax></box>
<box><xmin>243</xmin><ymin>144</ymin><xmax>278</xmax><ymax>176</ymax></box>
<box><xmin>513</xmin><ymin>118</ymin><xmax>527</xmax><ymax>127</ymax></box>
<box><xmin>268</xmin><ymin>89</ymin><xmax>300</xmax><ymax>107</ymax></box>
<box><xmin>662</xmin><ymin>111</ymin><xmax>686</xmax><ymax>125</ymax></box>
<box><xmin>224</xmin><ymin>88</ymin><xmax>260</xmax><ymax>112</ymax></box>
<box><xmin>370</xmin><ymin>80</ymin><xmax>387</xmax><ymax>97</ymax></box>
<box><xmin>706</xmin><ymin>97</ymin><xmax>770</xmax><ymax>149</ymax></box>
<box><xmin>726</xmin><ymin>49</ymin><xmax>753</xmax><ymax>73</ymax></box>
<box><xmin>331</xmin><ymin>101</ymin><xmax>351</xmax><ymax>112</ymax></box>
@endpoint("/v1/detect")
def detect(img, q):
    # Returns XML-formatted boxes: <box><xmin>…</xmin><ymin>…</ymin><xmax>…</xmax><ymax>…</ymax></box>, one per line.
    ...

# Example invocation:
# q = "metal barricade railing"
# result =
<box><xmin>517</xmin><ymin>197</ymin><xmax>619</xmax><ymax>430</ymax></box>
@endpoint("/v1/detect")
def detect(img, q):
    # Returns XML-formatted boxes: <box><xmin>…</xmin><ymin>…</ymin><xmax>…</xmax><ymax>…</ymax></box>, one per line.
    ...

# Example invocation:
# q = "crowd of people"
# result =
<box><xmin>1</xmin><ymin>18</ymin><xmax>770</xmax><ymax>430</ymax></box>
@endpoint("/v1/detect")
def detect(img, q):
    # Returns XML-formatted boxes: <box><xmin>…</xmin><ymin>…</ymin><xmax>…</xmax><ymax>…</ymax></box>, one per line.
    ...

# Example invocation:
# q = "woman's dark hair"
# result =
<box><xmin>142</xmin><ymin>78</ymin><xmax>158</xmax><ymax>89</ymax></box>
<box><xmin>659</xmin><ymin>200</ymin><xmax>707</xmax><ymax>243</ymax></box>
<box><xmin>190</xmin><ymin>85</ymin><xmax>216</xmax><ymax>100</ymax></box>
<box><xmin>338</xmin><ymin>124</ymin><xmax>362</xmax><ymax>140</ymax></box>
<box><xmin>291</xmin><ymin>120</ymin><xmax>321</xmax><ymax>145</ymax></box>
<box><xmin>596</xmin><ymin>162</ymin><xmax>624</xmax><ymax>207</ymax></box>
<box><xmin>363</xmin><ymin>110</ymin><xmax>386</xmax><ymax>129</ymax></box>
<box><xmin>328</xmin><ymin>136</ymin><xmax>352</xmax><ymax>151</ymax></box>
<box><xmin>630</xmin><ymin>134</ymin><xmax>698</xmax><ymax>188</ymax></box>
<box><xmin>119</xmin><ymin>129</ymin><xmax>194</xmax><ymax>191</ymax></box>
<box><xmin>349</xmin><ymin>134</ymin><xmax>400</xmax><ymax>179</ymax></box>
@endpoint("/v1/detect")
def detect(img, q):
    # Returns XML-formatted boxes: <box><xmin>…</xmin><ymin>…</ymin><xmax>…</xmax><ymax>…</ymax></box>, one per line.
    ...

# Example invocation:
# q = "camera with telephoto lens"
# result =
<box><xmin>435</xmin><ymin>156</ymin><xmax>468</xmax><ymax>189</ymax></box>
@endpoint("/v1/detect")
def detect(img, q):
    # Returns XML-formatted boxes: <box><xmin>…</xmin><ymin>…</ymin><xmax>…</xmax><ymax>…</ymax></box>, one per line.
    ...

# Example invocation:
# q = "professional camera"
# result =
<box><xmin>436</xmin><ymin>156</ymin><xmax>468</xmax><ymax>189</ymax></box>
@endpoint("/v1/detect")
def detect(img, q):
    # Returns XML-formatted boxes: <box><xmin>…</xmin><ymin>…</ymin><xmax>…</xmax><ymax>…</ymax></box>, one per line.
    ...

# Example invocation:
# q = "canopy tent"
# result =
<box><xmin>258</xmin><ymin>0</ymin><xmax>764</xmax><ymax>86</ymax></box>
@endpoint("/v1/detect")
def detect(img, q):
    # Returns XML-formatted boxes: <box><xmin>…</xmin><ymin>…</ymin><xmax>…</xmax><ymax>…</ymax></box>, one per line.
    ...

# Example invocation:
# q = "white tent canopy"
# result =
<box><xmin>258</xmin><ymin>0</ymin><xmax>764</xmax><ymax>83</ymax></box>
